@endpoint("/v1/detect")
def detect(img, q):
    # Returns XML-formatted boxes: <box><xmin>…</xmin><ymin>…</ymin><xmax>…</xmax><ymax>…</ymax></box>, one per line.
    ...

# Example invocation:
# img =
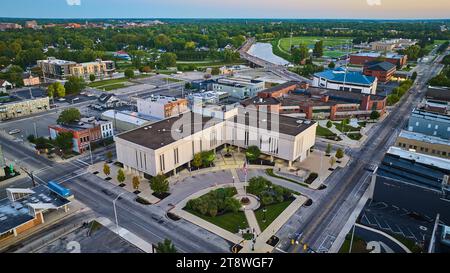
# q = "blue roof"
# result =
<box><xmin>314</xmin><ymin>69</ymin><xmax>376</xmax><ymax>86</ymax></box>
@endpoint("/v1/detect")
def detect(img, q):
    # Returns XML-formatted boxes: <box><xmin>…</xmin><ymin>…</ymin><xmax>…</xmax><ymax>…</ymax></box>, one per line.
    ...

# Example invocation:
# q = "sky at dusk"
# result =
<box><xmin>0</xmin><ymin>0</ymin><xmax>449</xmax><ymax>19</ymax></box>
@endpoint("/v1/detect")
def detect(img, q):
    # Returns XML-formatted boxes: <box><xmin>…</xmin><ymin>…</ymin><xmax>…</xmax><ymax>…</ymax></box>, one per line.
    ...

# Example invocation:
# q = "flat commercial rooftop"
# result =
<box><xmin>116</xmin><ymin>110</ymin><xmax>316</xmax><ymax>150</ymax></box>
<box><xmin>0</xmin><ymin>185</ymin><xmax>71</xmax><ymax>235</ymax></box>
<box><xmin>398</xmin><ymin>130</ymin><xmax>450</xmax><ymax>146</ymax></box>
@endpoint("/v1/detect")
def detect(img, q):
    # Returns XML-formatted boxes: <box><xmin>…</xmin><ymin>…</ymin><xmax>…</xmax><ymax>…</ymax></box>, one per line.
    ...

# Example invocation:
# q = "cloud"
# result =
<box><xmin>66</xmin><ymin>0</ymin><xmax>81</xmax><ymax>6</ymax></box>
<box><xmin>366</xmin><ymin>0</ymin><xmax>381</xmax><ymax>6</ymax></box>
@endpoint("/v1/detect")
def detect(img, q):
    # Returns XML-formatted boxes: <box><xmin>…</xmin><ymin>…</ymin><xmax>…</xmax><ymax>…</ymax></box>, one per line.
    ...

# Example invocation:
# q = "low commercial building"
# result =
<box><xmin>0</xmin><ymin>96</ymin><xmax>49</xmax><ymax>121</ymax></box>
<box><xmin>101</xmin><ymin>110</ymin><xmax>159</xmax><ymax>132</ymax></box>
<box><xmin>425</xmin><ymin>86</ymin><xmax>450</xmax><ymax>115</ymax></box>
<box><xmin>137</xmin><ymin>96</ymin><xmax>189</xmax><ymax>119</ymax></box>
<box><xmin>22</xmin><ymin>73</ymin><xmax>40</xmax><ymax>87</ymax></box>
<box><xmin>24</xmin><ymin>20</ymin><xmax>38</xmax><ymax>29</ymax></box>
<box><xmin>0</xmin><ymin>185</ymin><xmax>71</xmax><ymax>240</ymax></box>
<box><xmin>407</xmin><ymin>109</ymin><xmax>450</xmax><ymax>140</ymax></box>
<box><xmin>0</xmin><ymin>23</ymin><xmax>22</xmax><ymax>31</ymax></box>
<box><xmin>212</xmin><ymin>77</ymin><xmax>265</xmax><ymax>99</ymax></box>
<box><xmin>363</xmin><ymin>61</ymin><xmax>397</xmax><ymax>82</ymax></box>
<box><xmin>186</xmin><ymin>91</ymin><xmax>229</xmax><ymax>105</ymax></box>
<box><xmin>371</xmin><ymin>147</ymin><xmax>450</xmax><ymax>223</ymax></box>
<box><xmin>37</xmin><ymin>57</ymin><xmax>115</xmax><ymax>80</ymax></box>
<box><xmin>242</xmin><ymin>86</ymin><xmax>386</xmax><ymax>120</ymax></box>
<box><xmin>350</xmin><ymin>52</ymin><xmax>408</xmax><ymax>68</ymax></box>
<box><xmin>396</xmin><ymin>130</ymin><xmax>449</xmax><ymax>159</ymax></box>
<box><xmin>312</xmin><ymin>68</ymin><xmax>378</xmax><ymax>95</ymax></box>
<box><xmin>48</xmin><ymin>118</ymin><xmax>112</xmax><ymax>153</ymax></box>
<box><xmin>370</xmin><ymin>39</ymin><xmax>417</xmax><ymax>52</ymax></box>
<box><xmin>114</xmin><ymin>107</ymin><xmax>317</xmax><ymax>177</ymax></box>
<box><xmin>219</xmin><ymin>65</ymin><xmax>249</xmax><ymax>75</ymax></box>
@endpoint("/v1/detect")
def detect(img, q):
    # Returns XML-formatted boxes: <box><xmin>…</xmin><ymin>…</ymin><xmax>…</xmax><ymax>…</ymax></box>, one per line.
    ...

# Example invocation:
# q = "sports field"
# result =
<box><xmin>278</xmin><ymin>36</ymin><xmax>353</xmax><ymax>58</ymax></box>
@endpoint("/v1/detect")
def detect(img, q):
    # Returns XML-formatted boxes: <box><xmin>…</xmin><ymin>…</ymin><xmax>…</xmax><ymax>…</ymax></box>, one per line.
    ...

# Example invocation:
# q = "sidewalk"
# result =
<box><xmin>96</xmin><ymin>217</ymin><xmax>154</xmax><ymax>253</ymax></box>
<box><xmin>87</xmin><ymin>161</ymin><xmax>160</xmax><ymax>204</ymax></box>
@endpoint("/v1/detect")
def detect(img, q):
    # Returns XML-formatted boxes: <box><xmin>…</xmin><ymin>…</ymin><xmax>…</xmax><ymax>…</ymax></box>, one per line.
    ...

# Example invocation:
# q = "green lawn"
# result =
<box><xmin>102</xmin><ymin>83</ymin><xmax>126</xmax><ymax>91</ymax></box>
<box><xmin>255</xmin><ymin>200</ymin><xmax>294</xmax><ymax>231</ymax></box>
<box><xmin>333</xmin><ymin>123</ymin><xmax>360</xmax><ymax>133</ymax></box>
<box><xmin>316</xmin><ymin>125</ymin><xmax>336</xmax><ymax>137</ymax></box>
<box><xmin>279</xmin><ymin>36</ymin><xmax>353</xmax><ymax>52</ymax></box>
<box><xmin>339</xmin><ymin>234</ymin><xmax>370</xmax><ymax>253</ymax></box>
<box><xmin>185</xmin><ymin>208</ymin><xmax>249</xmax><ymax>234</ymax></box>
<box><xmin>88</xmin><ymin>78</ymin><xmax>128</xmax><ymax>88</ymax></box>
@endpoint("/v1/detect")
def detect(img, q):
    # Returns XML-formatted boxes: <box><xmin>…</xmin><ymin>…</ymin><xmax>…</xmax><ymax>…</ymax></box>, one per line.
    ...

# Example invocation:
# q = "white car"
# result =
<box><xmin>8</xmin><ymin>129</ymin><xmax>21</xmax><ymax>135</ymax></box>
<box><xmin>58</xmin><ymin>98</ymin><xmax>66</xmax><ymax>102</ymax></box>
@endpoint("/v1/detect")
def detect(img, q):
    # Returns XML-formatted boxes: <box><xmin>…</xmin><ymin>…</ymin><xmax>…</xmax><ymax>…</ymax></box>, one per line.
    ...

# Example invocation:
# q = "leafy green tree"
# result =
<box><xmin>150</xmin><ymin>174</ymin><xmax>169</xmax><ymax>194</ymax></box>
<box><xmin>132</xmin><ymin>176</ymin><xmax>140</xmax><ymax>190</ymax></box>
<box><xmin>326</xmin><ymin>120</ymin><xmax>333</xmax><ymax>128</ymax></box>
<box><xmin>55</xmin><ymin>132</ymin><xmax>73</xmax><ymax>154</ymax></box>
<box><xmin>117</xmin><ymin>168</ymin><xmax>126</xmax><ymax>184</ymax></box>
<box><xmin>89</xmin><ymin>74</ymin><xmax>96</xmax><ymax>82</ymax></box>
<box><xmin>55</xmin><ymin>82</ymin><xmax>66</xmax><ymax>97</ymax></box>
<box><xmin>329</xmin><ymin>156</ymin><xmax>336</xmax><ymax>168</ymax></box>
<box><xmin>27</xmin><ymin>134</ymin><xmax>35</xmax><ymax>143</ymax></box>
<box><xmin>64</xmin><ymin>76</ymin><xmax>86</xmax><ymax>94</ymax></box>
<box><xmin>57</xmin><ymin>108</ymin><xmax>81</xmax><ymax>124</ymax></box>
<box><xmin>328</xmin><ymin>62</ymin><xmax>336</xmax><ymax>69</ymax></box>
<box><xmin>224</xmin><ymin>197</ymin><xmax>241</xmax><ymax>213</ymax></box>
<box><xmin>103</xmin><ymin>163</ymin><xmax>110</xmax><ymax>177</ymax></box>
<box><xmin>192</xmin><ymin>153</ymin><xmax>202</xmax><ymax>169</ymax></box>
<box><xmin>124</xmin><ymin>68</ymin><xmax>135</xmax><ymax>79</ymax></box>
<box><xmin>326</xmin><ymin>143</ymin><xmax>332</xmax><ymax>155</ymax></box>
<box><xmin>313</xmin><ymin>40</ymin><xmax>324</xmax><ymax>58</ymax></box>
<box><xmin>245</xmin><ymin>145</ymin><xmax>261</xmax><ymax>162</ymax></box>
<box><xmin>154</xmin><ymin>34</ymin><xmax>172</xmax><ymax>50</ymax></box>
<box><xmin>106</xmin><ymin>151</ymin><xmax>113</xmax><ymax>162</ymax></box>
<box><xmin>159</xmin><ymin>52</ymin><xmax>177</xmax><ymax>68</ymax></box>
<box><xmin>156</xmin><ymin>239</ymin><xmax>177</xmax><ymax>253</ymax></box>
<box><xmin>291</xmin><ymin>44</ymin><xmax>308</xmax><ymax>64</ymax></box>
<box><xmin>184</xmin><ymin>41</ymin><xmax>196</xmax><ymax>50</ymax></box>
<box><xmin>411</xmin><ymin>71</ymin><xmax>418</xmax><ymax>81</ymax></box>
<box><xmin>335</xmin><ymin>148</ymin><xmax>344</xmax><ymax>159</ymax></box>
<box><xmin>211</xmin><ymin>67</ymin><xmax>220</xmax><ymax>75</ymax></box>
<box><xmin>201</xmin><ymin>150</ymin><xmax>215</xmax><ymax>167</ymax></box>
<box><xmin>370</xmin><ymin>110</ymin><xmax>381</xmax><ymax>120</ymax></box>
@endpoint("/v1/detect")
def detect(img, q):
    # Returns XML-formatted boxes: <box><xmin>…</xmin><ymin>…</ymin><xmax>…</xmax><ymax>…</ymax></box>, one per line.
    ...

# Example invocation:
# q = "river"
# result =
<box><xmin>247</xmin><ymin>42</ymin><xmax>290</xmax><ymax>66</ymax></box>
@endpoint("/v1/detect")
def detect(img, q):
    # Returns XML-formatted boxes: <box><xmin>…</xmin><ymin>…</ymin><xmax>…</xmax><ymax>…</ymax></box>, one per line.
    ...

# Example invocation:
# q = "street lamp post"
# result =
<box><xmin>113</xmin><ymin>192</ymin><xmax>126</xmax><ymax>234</ymax></box>
<box><xmin>87</xmin><ymin>142</ymin><xmax>94</xmax><ymax>165</ymax></box>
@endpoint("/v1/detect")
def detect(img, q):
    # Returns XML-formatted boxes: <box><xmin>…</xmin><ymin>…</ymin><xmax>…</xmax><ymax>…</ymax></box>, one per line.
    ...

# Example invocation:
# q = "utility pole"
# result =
<box><xmin>33</xmin><ymin>122</ymin><xmax>38</xmax><ymax>138</ymax></box>
<box><xmin>289</xmin><ymin>28</ymin><xmax>293</xmax><ymax>53</ymax></box>
<box><xmin>20</xmin><ymin>166</ymin><xmax>36</xmax><ymax>187</ymax></box>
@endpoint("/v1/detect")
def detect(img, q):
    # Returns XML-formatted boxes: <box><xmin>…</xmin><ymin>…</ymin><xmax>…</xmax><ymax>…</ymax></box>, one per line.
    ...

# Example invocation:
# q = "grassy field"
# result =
<box><xmin>339</xmin><ymin>234</ymin><xmax>370</xmax><ymax>253</ymax></box>
<box><xmin>265</xmin><ymin>169</ymin><xmax>309</xmax><ymax>188</ymax></box>
<box><xmin>278</xmin><ymin>36</ymin><xmax>353</xmax><ymax>58</ymax></box>
<box><xmin>316</xmin><ymin>125</ymin><xmax>336</xmax><ymax>137</ymax></box>
<box><xmin>185</xmin><ymin>209</ymin><xmax>249</xmax><ymax>234</ymax></box>
<box><xmin>88</xmin><ymin>78</ymin><xmax>129</xmax><ymax>88</ymax></box>
<box><xmin>333</xmin><ymin>123</ymin><xmax>360</xmax><ymax>133</ymax></box>
<box><xmin>102</xmin><ymin>83</ymin><xmax>126</xmax><ymax>91</ymax></box>
<box><xmin>255</xmin><ymin>200</ymin><xmax>294</xmax><ymax>231</ymax></box>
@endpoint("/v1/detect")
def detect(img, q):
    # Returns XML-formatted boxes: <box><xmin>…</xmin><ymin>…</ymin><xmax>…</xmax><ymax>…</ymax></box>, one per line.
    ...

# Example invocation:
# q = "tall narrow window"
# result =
<box><xmin>174</xmin><ymin>148</ymin><xmax>179</xmax><ymax>165</ymax></box>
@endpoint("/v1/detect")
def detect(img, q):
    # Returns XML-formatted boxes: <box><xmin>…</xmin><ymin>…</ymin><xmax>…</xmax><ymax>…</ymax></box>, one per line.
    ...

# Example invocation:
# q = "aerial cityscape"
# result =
<box><xmin>0</xmin><ymin>0</ymin><xmax>449</xmax><ymax>265</ymax></box>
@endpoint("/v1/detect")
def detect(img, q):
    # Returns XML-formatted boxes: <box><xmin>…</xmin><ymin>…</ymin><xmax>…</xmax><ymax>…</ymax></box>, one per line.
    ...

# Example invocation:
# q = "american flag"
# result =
<box><xmin>243</xmin><ymin>161</ymin><xmax>248</xmax><ymax>176</ymax></box>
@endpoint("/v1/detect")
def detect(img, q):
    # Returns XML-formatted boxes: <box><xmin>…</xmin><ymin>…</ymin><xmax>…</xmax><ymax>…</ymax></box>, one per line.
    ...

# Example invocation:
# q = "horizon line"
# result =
<box><xmin>1</xmin><ymin>16</ymin><xmax>449</xmax><ymax>21</ymax></box>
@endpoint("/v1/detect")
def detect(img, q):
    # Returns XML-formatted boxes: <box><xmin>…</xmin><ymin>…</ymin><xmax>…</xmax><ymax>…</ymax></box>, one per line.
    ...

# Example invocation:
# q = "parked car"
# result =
<box><xmin>8</xmin><ymin>129</ymin><xmax>21</xmax><ymax>135</ymax></box>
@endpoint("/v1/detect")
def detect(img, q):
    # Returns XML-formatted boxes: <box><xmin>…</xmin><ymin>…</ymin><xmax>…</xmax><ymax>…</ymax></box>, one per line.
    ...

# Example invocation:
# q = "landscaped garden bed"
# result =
<box><xmin>247</xmin><ymin>176</ymin><xmax>297</xmax><ymax>231</ymax></box>
<box><xmin>184</xmin><ymin>187</ymin><xmax>249</xmax><ymax>234</ymax></box>
<box><xmin>265</xmin><ymin>169</ymin><xmax>309</xmax><ymax>188</ymax></box>
<box><xmin>304</xmin><ymin>172</ymin><xmax>318</xmax><ymax>185</ymax></box>
<box><xmin>135</xmin><ymin>196</ymin><xmax>152</xmax><ymax>205</ymax></box>
<box><xmin>152</xmin><ymin>192</ymin><xmax>170</xmax><ymax>199</ymax></box>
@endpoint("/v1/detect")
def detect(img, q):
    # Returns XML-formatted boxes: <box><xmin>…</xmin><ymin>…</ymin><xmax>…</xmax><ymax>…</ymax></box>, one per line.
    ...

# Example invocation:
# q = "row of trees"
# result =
<box><xmin>191</xmin><ymin>151</ymin><xmax>216</xmax><ymax>169</ymax></box>
<box><xmin>386</xmin><ymin>80</ymin><xmax>414</xmax><ymax>105</ymax></box>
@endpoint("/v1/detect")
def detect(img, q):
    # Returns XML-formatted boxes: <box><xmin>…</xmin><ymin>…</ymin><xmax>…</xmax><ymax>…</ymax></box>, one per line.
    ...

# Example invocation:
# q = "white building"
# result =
<box><xmin>212</xmin><ymin>77</ymin><xmax>265</xmax><ymax>99</ymax></box>
<box><xmin>114</xmin><ymin>106</ymin><xmax>317</xmax><ymax>177</ymax></box>
<box><xmin>187</xmin><ymin>91</ymin><xmax>229</xmax><ymax>105</ymax></box>
<box><xmin>312</xmin><ymin>68</ymin><xmax>378</xmax><ymax>95</ymax></box>
<box><xmin>137</xmin><ymin>96</ymin><xmax>189</xmax><ymax>119</ymax></box>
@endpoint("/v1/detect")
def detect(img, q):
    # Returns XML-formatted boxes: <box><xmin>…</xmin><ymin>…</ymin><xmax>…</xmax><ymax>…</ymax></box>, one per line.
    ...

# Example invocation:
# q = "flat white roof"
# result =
<box><xmin>101</xmin><ymin>110</ymin><xmax>157</xmax><ymax>126</ymax></box>
<box><xmin>399</xmin><ymin>130</ymin><xmax>449</xmax><ymax>146</ymax></box>
<box><xmin>387</xmin><ymin>146</ymin><xmax>450</xmax><ymax>170</ymax></box>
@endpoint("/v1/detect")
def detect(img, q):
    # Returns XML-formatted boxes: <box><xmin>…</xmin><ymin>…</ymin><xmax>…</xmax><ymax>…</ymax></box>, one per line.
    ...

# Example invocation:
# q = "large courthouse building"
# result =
<box><xmin>114</xmin><ymin>106</ymin><xmax>317</xmax><ymax>177</ymax></box>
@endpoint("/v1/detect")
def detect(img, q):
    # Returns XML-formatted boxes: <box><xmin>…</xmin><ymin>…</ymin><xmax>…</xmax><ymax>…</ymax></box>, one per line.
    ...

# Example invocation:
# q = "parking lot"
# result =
<box><xmin>358</xmin><ymin>200</ymin><xmax>433</xmax><ymax>244</ymax></box>
<box><xmin>36</xmin><ymin>222</ymin><xmax>143</xmax><ymax>253</ymax></box>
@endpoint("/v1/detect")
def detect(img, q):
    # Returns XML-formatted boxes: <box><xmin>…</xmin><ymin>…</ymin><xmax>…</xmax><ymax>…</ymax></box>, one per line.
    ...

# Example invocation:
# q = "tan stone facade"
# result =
<box><xmin>396</xmin><ymin>136</ymin><xmax>450</xmax><ymax>159</ymax></box>
<box><xmin>0</xmin><ymin>97</ymin><xmax>50</xmax><ymax>120</ymax></box>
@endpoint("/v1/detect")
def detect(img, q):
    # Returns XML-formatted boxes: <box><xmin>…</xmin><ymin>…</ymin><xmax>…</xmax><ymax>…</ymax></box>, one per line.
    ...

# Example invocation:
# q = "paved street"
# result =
<box><xmin>274</xmin><ymin>51</ymin><xmax>446</xmax><ymax>253</ymax></box>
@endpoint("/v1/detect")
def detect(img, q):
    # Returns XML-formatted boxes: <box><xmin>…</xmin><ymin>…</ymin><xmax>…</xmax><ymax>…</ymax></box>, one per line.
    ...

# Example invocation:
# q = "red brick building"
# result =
<box><xmin>242</xmin><ymin>86</ymin><xmax>386</xmax><ymax>121</ymax></box>
<box><xmin>363</xmin><ymin>61</ymin><xmax>397</xmax><ymax>82</ymax></box>
<box><xmin>350</xmin><ymin>52</ymin><xmax>407</xmax><ymax>68</ymax></box>
<box><xmin>49</xmin><ymin>123</ymin><xmax>101</xmax><ymax>153</ymax></box>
